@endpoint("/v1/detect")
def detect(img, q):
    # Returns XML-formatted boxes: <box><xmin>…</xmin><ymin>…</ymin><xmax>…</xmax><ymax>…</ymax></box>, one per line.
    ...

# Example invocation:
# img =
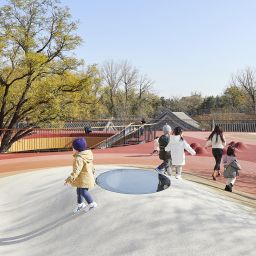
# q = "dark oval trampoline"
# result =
<box><xmin>96</xmin><ymin>169</ymin><xmax>171</xmax><ymax>194</ymax></box>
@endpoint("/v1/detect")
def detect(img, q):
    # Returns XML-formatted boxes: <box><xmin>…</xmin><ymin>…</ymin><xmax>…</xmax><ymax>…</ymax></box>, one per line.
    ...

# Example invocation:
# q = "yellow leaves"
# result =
<box><xmin>0</xmin><ymin>38</ymin><xmax>6</xmax><ymax>53</ymax></box>
<box><xmin>24</xmin><ymin>52</ymin><xmax>48</xmax><ymax>66</ymax></box>
<box><xmin>224</xmin><ymin>86</ymin><xmax>247</xmax><ymax>105</ymax></box>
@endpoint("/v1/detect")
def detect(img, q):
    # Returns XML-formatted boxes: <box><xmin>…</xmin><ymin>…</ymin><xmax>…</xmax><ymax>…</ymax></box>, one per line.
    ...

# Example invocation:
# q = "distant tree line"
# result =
<box><xmin>155</xmin><ymin>67</ymin><xmax>256</xmax><ymax>118</ymax></box>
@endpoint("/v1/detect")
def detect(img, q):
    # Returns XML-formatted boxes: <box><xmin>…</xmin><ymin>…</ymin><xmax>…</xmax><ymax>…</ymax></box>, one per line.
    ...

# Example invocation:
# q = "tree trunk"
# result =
<box><xmin>0</xmin><ymin>130</ymin><xmax>13</xmax><ymax>153</ymax></box>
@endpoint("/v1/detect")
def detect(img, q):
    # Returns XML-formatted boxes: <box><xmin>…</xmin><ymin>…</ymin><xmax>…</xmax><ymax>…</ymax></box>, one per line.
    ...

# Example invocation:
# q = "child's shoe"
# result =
<box><xmin>226</xmin><ymin>184</ymin><xmax>233</xmax><ymax>192</ymax></box>
<box><xmin>175</xmin><ymin>175</ymin><xmax>182</xmax><ymax>180</ymax></box>
<box><xmin>88</xmin><ymin>201</ymin><xmax>97</xmax><ymax>210</ymax></box>
<box><xmin>73</xmin><ymin>202</ymin><xmax>86</xmax><ymax>213</ymax></box>
<box><xmin>224</xmin><ymin>185</ymin><xmax>229</xmax><ymax>191</ymax></box>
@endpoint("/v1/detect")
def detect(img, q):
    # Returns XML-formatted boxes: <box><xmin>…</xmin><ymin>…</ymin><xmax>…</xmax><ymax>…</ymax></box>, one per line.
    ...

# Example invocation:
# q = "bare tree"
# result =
<box><xmin>100</xmin><ymin>60</ymin><xmax>154</xmax><ymax>118</ymax></box>
<box><xmin>101</xmin><ymin>60</ymin><xmax>123</xmax><ymax>116</ymax></box>
<box><xmin>121</xmin><ymin>61</ymin><xmax>138</xmax><ymax>116</ymax></box>
<box><xmin>231</xmin><ymin>67</ymin><xmax>256</xmax><ymax>114</ymax></box>
<box><xmin>138</xmin><ymin>74</ymin><xmax>153</xmax><ymax>100</ymax></box>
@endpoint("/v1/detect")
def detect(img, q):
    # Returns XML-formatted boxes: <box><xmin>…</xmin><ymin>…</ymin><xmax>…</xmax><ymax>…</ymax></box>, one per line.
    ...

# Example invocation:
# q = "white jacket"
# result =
<box><xmin>165</xmin><ymin>135</ymin><xmax>196</xmax><ymax>165</ymax></box>
<box><xmin>205</xmin><ymin>134</ymin><xmax>226</xmax><ymax>149</ymax></box>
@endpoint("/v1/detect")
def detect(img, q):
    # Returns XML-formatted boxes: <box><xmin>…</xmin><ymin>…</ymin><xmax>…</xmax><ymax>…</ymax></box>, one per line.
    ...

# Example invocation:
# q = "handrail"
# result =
<box><xmin>92</xmin><ymin>123</ymin><xmax>136</xmax><ymax>149</ymax></box>
<box><xmin>92</xmin><ymin>123</ymin><xmax>157</xmax><ymax>149</ymax></box>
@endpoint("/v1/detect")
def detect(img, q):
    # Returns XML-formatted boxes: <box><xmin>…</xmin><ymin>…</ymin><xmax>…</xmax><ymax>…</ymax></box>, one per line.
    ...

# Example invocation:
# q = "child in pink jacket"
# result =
<box><xmin>223</xmin><ymin>145</ymin><xmax>241</xmax><ymax>192</ymax></box>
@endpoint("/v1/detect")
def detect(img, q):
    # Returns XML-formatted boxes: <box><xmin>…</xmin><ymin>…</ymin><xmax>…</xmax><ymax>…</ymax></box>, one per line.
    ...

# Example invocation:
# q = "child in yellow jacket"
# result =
<box><xmin>65</xmin><ymin>138</ymin><xmax>97</xmax><ymax>213</ymax></box>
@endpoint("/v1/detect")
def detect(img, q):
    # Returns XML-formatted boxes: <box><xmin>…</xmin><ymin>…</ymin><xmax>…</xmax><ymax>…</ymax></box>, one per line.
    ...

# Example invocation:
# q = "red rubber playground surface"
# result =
<box><xmin>0</xmin><ymin>131</ymin><xmax>255</xmax><ymax>198</ymax></box>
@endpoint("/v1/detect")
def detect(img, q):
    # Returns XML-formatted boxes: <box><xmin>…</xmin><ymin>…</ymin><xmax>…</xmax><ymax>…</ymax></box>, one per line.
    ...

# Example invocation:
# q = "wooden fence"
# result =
<box><xmin>0</xmin><ymin>128</ymin><xmax>115</xmax><ymax>153</ymax></box>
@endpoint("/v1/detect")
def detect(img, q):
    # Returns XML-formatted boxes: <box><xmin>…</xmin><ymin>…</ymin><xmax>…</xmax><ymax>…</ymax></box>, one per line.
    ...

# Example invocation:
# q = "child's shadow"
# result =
<box><xmin>0</xmin><ymin>212</ymin><xmax>80</xmax><ymax>245</ymax></box>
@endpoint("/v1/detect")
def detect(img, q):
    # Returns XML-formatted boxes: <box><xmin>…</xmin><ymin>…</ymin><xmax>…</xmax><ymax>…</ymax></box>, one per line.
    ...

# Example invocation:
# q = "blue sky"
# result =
<box><xmin>3</xmin><ymin>0</ymin><xmax>256</xmax><ymax>97</ymax></box>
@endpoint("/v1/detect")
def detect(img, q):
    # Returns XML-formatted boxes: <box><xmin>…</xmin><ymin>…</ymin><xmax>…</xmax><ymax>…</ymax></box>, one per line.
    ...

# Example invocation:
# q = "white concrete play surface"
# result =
<box><xmin>0</xmin><ymin>166</ymin><xmax>255</xmax><ymax>256</ymax></box>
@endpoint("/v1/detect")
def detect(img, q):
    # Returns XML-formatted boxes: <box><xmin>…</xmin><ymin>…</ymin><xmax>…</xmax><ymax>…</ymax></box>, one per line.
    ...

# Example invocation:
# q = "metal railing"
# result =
<box><xmin>92</xmin><ymin>123</ymin><xmax>157</xmax><ymax>149</ymax></box>
<box><xmin>213</xmin><ymin>120</ymin><xmax>256</xmax><ymax>132</ymax></box>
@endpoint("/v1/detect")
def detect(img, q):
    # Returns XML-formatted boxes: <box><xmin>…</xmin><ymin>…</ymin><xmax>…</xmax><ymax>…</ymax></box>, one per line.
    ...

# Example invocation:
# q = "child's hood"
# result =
<box><xmin>169</xmin><ymin>135</ymin><xmax>182</xmax><ymax>144</ymax></box>
<box><xmin>74</xmin><ymin>150</ymin><xmax>93</xmax><ymax>161</ymax></box>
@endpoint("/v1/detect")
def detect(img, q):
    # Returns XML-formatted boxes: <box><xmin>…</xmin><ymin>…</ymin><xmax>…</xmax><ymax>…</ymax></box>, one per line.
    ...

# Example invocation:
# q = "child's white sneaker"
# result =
<box><xmin>175</xmin><ymin>175</ymin><xmax>182</xmax><ymax>180</ymax></box>
<box><xmin>83</xmin><ymin>202</ymin><xmax>97</xmax><ymax>212</ymax></box>
<box><xmin>88</xmin><ymin>201</ymin><xmax>97</xmax><ymax>210</ymax></box>
<box><xmin>73</xmin><ymin>202</ymin><xmax>86</xmax><ymax>213</ymax></box>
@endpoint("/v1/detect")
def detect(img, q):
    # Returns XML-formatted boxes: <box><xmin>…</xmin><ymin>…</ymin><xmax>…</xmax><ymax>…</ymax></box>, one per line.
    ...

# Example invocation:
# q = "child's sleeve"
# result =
<box><xmin>235</xmin><ymin>160</ymin><xmax>242</xmax><ymax>170</ymax></box>
<box><xmin>222</xmin><ymin>135</ymin><xmax>227</xmax><ymax>147</ymax></box>
<box><xmin>205</xmin><ymin>139</ymin><xmax>211</xmax><ymax>147</ymax></box>
<box><xmin>165</xmin><ymin>136</ymin><xmax>171</xmax><ymax>151</ymax></box>
<box><xmin>223</xmin><ymin>155</ymin><xmax>227</xmax><ymax>165</ymax></box>
<box><xmin>65</xmin><ymin>156</ymin><xmax>84</xmax><ymax>183</ymax></box>
<box><xmin>184</xmin><ymin>141</ymin><xmax>196</xmax><ymax>155</ymax></box>
<box><xmin>165</xmin><ymin>142</ymin><xmax>170</xmax><ymax>151</ymax></box>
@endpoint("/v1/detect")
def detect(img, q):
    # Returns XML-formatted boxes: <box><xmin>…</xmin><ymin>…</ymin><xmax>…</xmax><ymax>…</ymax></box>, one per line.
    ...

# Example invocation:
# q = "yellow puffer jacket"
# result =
<box><xmin>65</xmin><ymin>150</ymin><xmax>95</xmax><ymax>188</ymax></box>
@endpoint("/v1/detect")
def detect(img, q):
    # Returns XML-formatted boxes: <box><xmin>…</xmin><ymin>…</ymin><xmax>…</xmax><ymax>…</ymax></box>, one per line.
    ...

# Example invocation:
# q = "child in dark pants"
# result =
<box><xmin>64</xmin><ymin>138</ymin><xmax>97</xmax><ymax>213</ymax></box>
<box><xmin>205</xmin><ymin>125</ymin><xmax>226</xmax><ymax>180</ymax></box>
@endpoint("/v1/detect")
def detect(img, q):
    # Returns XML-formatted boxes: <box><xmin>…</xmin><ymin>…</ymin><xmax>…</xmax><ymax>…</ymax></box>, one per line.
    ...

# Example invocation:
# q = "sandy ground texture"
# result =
<box><xmin>0</xmin><ymin>165</ymin><xmax>255</xmax><ymax>256</ymax></box>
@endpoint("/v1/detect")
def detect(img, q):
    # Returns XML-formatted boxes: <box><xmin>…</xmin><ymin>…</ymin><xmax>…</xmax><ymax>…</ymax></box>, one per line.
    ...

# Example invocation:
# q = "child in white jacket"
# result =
<box><xmin>165</xmin><ymin>127</ymin><xmax>196</xmax><ymax>179</ymax></box>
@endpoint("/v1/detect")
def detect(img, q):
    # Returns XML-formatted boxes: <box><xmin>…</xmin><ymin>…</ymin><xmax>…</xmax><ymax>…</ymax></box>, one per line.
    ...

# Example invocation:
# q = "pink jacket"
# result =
<box><xmin>223</xmin><ymin>155</ymin><xmax>241</xmax><ymax>169</ymax></box>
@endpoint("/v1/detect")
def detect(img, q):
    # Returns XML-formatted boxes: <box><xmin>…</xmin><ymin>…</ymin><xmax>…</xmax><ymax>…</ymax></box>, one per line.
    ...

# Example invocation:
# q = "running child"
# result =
<box><xmin>165</xmin><ymin>126</ymin><xmax>196</xmax><ymax>179</ymax></box>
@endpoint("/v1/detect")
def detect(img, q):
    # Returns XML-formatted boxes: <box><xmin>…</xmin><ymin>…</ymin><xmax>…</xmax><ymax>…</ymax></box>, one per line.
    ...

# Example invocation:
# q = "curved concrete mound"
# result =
<box><xmin>0</xmin><ymin>166</ymin><xmax>255</xmax><ymax>256</ymax></box>
<box><xmin>227</xmin><ymin>141</ymin><xmax>247</xmax><ymax>151</ymax></box>
<box><xmin>195</xmin><ymin>146</ymin><xmax>208</xmax><ymax>155</ymax></box>
<box><xmin>190</xmin><ymin>142</ymin><xmax>200</xmax><ymax>149</ymax></box>
<box><xmin>234</xmin><ymin>141</ymin><xmax>247</xmax><ymax>150</ymax></box>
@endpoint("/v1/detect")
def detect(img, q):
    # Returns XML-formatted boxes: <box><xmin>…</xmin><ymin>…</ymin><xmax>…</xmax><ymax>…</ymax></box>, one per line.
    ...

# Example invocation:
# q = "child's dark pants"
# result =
<box><xmin>76</xmin><ymin>188</ymin><xmax>93</xmax><ymax>204</ymax></box>
<box><xmin>212</xmin><ymin>148</ymin><xmax>223</xmax><ymax>170</ymax></box>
